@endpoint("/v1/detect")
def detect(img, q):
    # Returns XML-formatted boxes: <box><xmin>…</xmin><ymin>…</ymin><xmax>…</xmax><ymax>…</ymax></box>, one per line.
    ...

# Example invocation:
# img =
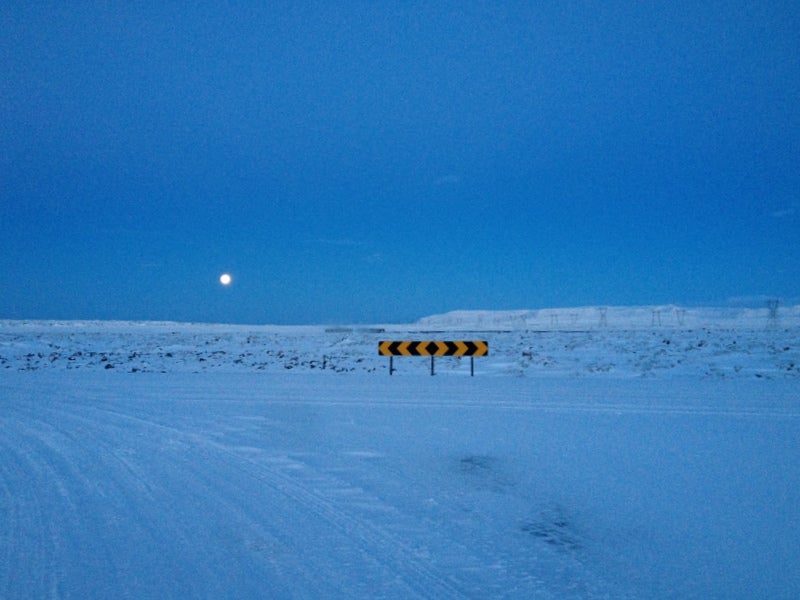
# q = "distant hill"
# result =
<box><xmin>415</xmin><ymin>305</ymin><xmax>800</xmax><ymax>331</ymax></box>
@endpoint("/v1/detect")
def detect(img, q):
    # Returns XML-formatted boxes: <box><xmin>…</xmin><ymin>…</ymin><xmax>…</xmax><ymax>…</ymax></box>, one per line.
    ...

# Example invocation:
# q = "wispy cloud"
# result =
<box><xmin>770</xmin><ymin>206</ymin><xmax>796</xmax><ymax>219</ymax></box>
<box><xmin>363</xmin><ymin>253</ymin><xmax>384</xmax><ymax>265</ymax></box>
<box><xmin>433</xmin><ymin>174</ymin><xmax>462</xmax><ymax>186</ymax></box>
<box><xmin>311</xmin><ymin>238</ymin><xmax>365</xmax><ymax>248</ymax></box>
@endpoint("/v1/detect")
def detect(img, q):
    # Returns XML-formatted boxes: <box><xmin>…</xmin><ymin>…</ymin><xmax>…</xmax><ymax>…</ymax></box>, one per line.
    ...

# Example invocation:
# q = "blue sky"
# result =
<box><xmin>2</xmin><ymin>2</ymin><xmax>798</xmax><ymax>324</ymax></box>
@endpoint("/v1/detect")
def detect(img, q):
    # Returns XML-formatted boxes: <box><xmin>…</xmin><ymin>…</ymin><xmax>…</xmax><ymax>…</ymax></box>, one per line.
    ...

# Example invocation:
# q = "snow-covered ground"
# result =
<box><xmin>2</xmin><ymin>304</ymin><xmax>799</xmax><ymax>379</ymax></box>
<box><xmin>2</xmin><ymin>309</ymin><xmax>799</xmax><ymax>598</ymax></box>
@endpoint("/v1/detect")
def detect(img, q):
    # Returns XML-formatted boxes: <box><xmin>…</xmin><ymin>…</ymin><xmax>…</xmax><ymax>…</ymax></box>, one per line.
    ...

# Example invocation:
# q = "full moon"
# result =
<box><xmin>219</xmin><ymin>273</ymin><xmax>232</xmax><ymax>286</ymax></box>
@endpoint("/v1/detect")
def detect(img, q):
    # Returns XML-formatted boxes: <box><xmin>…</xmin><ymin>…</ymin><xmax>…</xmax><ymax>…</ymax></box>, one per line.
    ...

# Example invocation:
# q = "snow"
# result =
<box><xmin>416</xmin><ymin>304</ymin><xmax>800</xmax><ymax>331</ymax></box>
<box><xmin>2</xmin><ymin>309</ymin><xmax>799</xmax><ymax>598</ymax></box>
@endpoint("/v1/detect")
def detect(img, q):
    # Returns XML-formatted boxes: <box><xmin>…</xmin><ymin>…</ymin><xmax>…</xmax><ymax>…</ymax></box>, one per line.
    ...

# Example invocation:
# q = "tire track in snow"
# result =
<box><xmin>12</xmin><ymin>398</ymin><xmax>471</xmax><ymax>599</ymax></box>
<box><xmin>10</xmin><ymin>373</ymin><xmax>789</xmax><ymax>598</ymax></box>
<box><xmin>0</xmin><ymin>409</ymin><xmax>102</xmax><ymax>598</ymax></box>
<box><xmin>205</xmin><ymin>444</ymin><xmax>472</xmax><ymax>599</ymax></box>
<box><xmin>98</xmin><ymin>406</ymin><xmax>470</xmax><ymax>599</ymax></box>
<box><xmin>75</xmin><ymin>398</ymin><xmax>633</xmax><ymax>599</ymax></box>
<box><xmin>234</xmin><ymin>396</ymin><xmax>800</xmax><ymax>419</ymax></box>
<box><xmin>1</xmin><ymin>401</ymin><xmax>310</xmax><ymax>598</ymax></box>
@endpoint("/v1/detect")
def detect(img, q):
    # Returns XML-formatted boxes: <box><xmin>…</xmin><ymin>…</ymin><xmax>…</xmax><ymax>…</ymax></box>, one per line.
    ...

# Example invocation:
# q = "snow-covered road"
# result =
<box><xmin>3</xmin><ymin>372</ymin><xmax>798</xmax><ymax>598</ymax></box>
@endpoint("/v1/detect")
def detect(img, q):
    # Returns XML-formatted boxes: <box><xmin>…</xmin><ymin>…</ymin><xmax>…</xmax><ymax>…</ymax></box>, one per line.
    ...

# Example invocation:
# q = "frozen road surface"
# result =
<box><xmin>2</xmin><ymin>372</ymin><xmax>799</xmax><ymax>599</ymax></box>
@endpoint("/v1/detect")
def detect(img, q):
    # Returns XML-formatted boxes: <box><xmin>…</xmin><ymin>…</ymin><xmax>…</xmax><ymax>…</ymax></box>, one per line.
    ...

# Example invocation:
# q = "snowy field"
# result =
<box><xmin>2</xmin><ymin>308</ymin><xmax>799</xmax><ymax>598</ymax></box>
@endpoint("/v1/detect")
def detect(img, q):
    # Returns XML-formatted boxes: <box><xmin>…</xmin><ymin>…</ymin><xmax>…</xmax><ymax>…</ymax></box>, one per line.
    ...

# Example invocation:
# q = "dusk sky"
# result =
<box><xmin>2</xmin><ymin>2</ymin><xmax>798</xmax><ymax>325</ymax></box>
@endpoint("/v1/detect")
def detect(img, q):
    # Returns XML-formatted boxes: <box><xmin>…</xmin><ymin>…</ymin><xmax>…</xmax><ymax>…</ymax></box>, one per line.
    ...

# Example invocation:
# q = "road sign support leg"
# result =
<box><xmin>389</xmin><ymin>356</ymin><xmax>394</xmax><ymax>375</ymax></box>
<box><xmin>471</xmin><ymin>356</ymin><xmax>474</xmax><ymax>376</ymax></box>
<box><xmin>431</xmin><ymin>356</ymin><xmax>435</xmax><ymax>376</ymax></box>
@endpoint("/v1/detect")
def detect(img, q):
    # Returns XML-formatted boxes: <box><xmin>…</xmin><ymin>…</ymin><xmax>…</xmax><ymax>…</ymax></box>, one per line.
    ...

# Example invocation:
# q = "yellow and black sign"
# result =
<box><xmin>379</xmin><ymin>340</ymin><xmax>488</xmax><ymax>357</ymax></box>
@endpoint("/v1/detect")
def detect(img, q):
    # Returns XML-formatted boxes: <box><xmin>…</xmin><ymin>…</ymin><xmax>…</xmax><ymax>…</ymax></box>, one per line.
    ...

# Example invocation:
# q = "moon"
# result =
<box><xmin>219</xmin><ymin>273</ymin><xmax>232</xmax><ymax>286</ymax></box>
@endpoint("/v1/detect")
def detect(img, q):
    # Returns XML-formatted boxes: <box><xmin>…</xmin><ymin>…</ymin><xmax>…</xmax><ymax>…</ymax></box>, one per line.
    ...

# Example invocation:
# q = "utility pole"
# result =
<box><xmin>767</xmin><ymin>299</ymin><xmax>779</xmax><ymax>329</ymax></box>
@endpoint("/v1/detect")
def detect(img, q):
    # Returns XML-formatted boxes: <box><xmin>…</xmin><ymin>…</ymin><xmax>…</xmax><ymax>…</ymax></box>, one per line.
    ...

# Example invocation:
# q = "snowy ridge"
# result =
<box><xmin>415</xmin><ymin>304</ymin><xmax>800</xmax><ymax>331</ymax></box>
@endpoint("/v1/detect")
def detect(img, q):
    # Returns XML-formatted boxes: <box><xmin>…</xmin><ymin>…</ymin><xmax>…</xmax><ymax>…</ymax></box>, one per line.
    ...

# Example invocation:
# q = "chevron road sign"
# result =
<box><xmin>378</xmin><ymin>340</ymin><xmax>489</xmax><ymax>375</ymax></box>
<box><xmin>378</xmin><ymin>340</ymin><xmax>488</xmax><ymax>357</ymax></box>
